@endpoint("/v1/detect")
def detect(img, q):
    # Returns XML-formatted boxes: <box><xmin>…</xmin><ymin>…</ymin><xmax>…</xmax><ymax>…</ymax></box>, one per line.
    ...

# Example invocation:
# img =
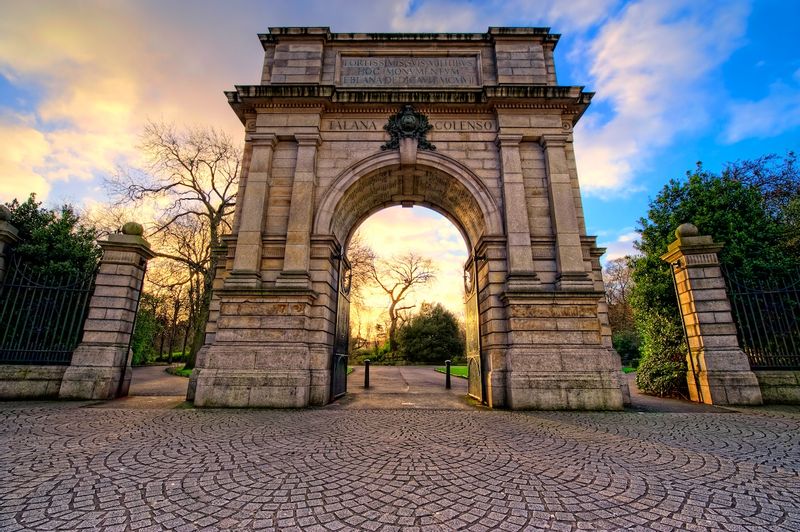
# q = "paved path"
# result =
<box><xmin>1</xmin><ymin>397</ymin><xmax>799</xmax><ymax>531</ymax></box>
<box><xmin>332</xmin><ymin>365</ymin><xmax>472</xmax><ymax>410</ymax></box>
<box><xmin>129</xmin><ymin>365</ymin><xmax>189</xmax><ymax>397</ymax></box>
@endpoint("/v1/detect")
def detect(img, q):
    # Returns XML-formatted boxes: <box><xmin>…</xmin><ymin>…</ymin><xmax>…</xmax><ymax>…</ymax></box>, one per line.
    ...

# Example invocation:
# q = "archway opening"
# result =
<box><xmin>342</xmin><ymin>205</ymin><xmax>474</xmax><ymax>407</ymax></box>
<box><xmin>320</xmin><ymin>157</ymin><xmax>500</xmax><ymax>406</ymax></box>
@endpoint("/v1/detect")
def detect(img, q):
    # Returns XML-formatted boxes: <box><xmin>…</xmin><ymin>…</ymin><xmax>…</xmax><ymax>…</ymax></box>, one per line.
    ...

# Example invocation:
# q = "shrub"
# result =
<box><xmin>397</xmin><ymin>303</ymin><xmax>464</xmax><ymax>364</ymax></box>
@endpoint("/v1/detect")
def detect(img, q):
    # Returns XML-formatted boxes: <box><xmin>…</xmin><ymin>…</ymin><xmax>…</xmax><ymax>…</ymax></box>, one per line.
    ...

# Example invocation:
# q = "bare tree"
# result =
<box><xmin>368</xmin><ymin>252</ymin><xmax>436</xmax><ymax>352</ymax></box>
<box><xmin>107</xmin><ymin>121</ymin><xmax>241</xmax><ymax>368</ymax></box>
<box><xmin>603</xmin><ymin>258</ymin><xmax>635</xmax><ymax>333</ymax></box>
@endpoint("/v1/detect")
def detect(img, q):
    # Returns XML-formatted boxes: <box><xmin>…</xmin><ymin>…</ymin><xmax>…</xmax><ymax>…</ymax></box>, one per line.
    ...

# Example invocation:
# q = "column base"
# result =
<box><xmin>505</xmin><ymin>273</ymin><xmax>540</xmax><ymax>292</ymax></box>
<box><xmin>193</xmin><ymin>368</ymin><xmax>311</xmax><ymax>407</ymax></box>
<box><xmin>507</xmin><ymin>370</ymin><xmax>624</xmax><ymax>410</ymax></box>
<box><xmin>555</xmin><ymin>271</ymin><xmax>594</xmax><ymax>291</ymax></box>
<box><xmin>223</xmin><ymin>271</ymin><xmax>262</xmax><ymax>290</ymax></box>
<box><xmin>59</xmin><ymin>365</ymin><xmax>129</xmax><ymax>400</ymax></box>
<box><xmin>688</xmin><ymin>370</ymin><xmax>763</xmax><ymax>405</ymax></box>
<box><xmin>275</xmin><ymin>270</ymin><xmax>312</xmax><ymax>290</ymax></box>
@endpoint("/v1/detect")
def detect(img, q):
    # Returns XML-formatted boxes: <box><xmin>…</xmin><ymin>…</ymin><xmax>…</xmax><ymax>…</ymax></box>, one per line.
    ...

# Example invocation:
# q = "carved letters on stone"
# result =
<box><xmin>340</xmin><ymin>56</ymin><xmax>479</xmax><ymax>87</ymax></box>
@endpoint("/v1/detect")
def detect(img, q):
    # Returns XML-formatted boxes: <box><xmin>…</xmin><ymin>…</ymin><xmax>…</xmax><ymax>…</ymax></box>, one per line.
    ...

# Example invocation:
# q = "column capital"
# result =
<box><xmin>247</xmin><ymin>132</ymin><xmax>278</xmax><ymax>147</ymax></box>
<box><xmin>539</xmin><ymin>134</ymin><xmax>568</xmax><ymax>149</ymax></box>
<box><xmin>660</xmin><ymin>223</ymin><xmax>723</xmax><ymax>267</ymax></box>
<box><xmin>495</xmin><ymin>133</ymin><xmax>523</xmax><ymax>148</ymax></box>
<box><xmin>294</xmin><ymin>133</ymin><xmax>321</xmax><ymax>147</ymax></box>
<box><xmin>98</xmin><ymin>223</ymin><xmax>157</xmax><ymax>262</ymax></box>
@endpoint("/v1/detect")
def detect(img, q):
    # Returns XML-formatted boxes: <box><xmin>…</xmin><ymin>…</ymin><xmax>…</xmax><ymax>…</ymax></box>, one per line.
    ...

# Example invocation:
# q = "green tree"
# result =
<box><xmin>130</xmin><ymin>293</ymin><xmax>162</xmax><ymax>365</ymax></box>
<box><xmin>630</xmin><ymin>156</ymin><xmax>799</xmax><ymax>397</ymax></box>
<box><xmin>4</xmin><ymin>194</ymin><xmax>101</xmax><ymax>276</ymax></box>
<box><xmin>397</xmin><ymin>303</ymin><xmax>464</xmax><ymax>364</ymax></box>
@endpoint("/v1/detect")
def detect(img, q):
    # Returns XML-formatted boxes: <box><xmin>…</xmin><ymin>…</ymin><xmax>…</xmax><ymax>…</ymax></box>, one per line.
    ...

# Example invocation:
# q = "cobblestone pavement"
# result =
<box><xmin>1</xmin><ymin>401</ymin><xmax>799</xmax><ymax>531</ymax></box>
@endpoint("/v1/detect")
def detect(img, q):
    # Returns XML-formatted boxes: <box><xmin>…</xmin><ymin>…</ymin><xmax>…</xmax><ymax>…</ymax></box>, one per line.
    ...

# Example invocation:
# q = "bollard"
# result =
<box><xmin>364</xmin><ymin>359</ymin><xmax>370</xmax><ymax>389</ymax></box>
<box><xmin>445</xmin><ymin>360</ymin><xmax>451</xmax><ymax>389</ymax></box>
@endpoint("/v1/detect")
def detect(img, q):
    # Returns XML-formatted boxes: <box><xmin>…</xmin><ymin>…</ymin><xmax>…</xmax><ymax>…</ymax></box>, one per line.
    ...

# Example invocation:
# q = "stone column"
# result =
<box><xmin>276</xmin><ymin>133</ymin><xmax>320</xmax><ymax>290</ymax></box>
<box><xmin>495</xmin><ymin>133</ymin><xmax>538</xmax><ymax>291</ymax></box>
<box><xmin>59</xmin><ymin>223</ymin><xmax>156</xmax><ymax>400</ymax></box>
<box><xmin>540</xmin><ymin>134</ymin><xmax>592</xmax><ymax>290</ymax></box>
<box><xmin>661</xmin><ymin>223</ymin><xmax>763</xmax><ymax>405</ymax></box>
<box><xmin>0</xmin><ymin>205</ymin><xmax>19</xmax><ymax>282</ymax></box>
<box><xmin>225</xmin><ymin>133</ymin><xmax>277</xmax><ymax>289</ymax></box>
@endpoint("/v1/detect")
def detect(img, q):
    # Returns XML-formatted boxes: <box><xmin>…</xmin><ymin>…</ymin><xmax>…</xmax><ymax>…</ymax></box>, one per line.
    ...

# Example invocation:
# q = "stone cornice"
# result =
<box><xmin>226</xmin><ymin>85</ymin><xmax>592</xmax><ymax>124</ymax></box>
<box><xmin>258</xmin><ymin>26</ymin><xmax>559</xmax><ymax>49</ymax></box>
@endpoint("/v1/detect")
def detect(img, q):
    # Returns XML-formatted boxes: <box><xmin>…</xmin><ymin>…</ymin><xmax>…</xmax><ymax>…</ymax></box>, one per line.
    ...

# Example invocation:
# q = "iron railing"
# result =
<box><xmin>0</xmin><ymin>257</ymin><xmax>95</xmax><ymax>365</ymax></box>
<box><xmin>722</xmin><ymin>266</ymin><xmax>800</xmax><ymax>370</ymax></box>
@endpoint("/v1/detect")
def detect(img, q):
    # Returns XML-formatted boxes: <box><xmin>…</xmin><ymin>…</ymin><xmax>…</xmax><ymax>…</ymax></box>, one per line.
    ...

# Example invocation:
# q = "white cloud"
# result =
<box><xmin>599</xmin><ymin>230</ymin><xmax>639</xmax><ymax>262</ymax></box>
<box><xmin>723</xmin><ymin>74</ymin><xmax>800</xmax><ymax>143</ymax></box>
<box><xmin>0</xmin><ymin>112</ymin><xmax>51</xmax><ymax>201</ymax></box>
<box><xmin>574</xmin><ymin>0</ymin><xmax>749</xmax><ymax>195</ymax></box>
<box><xmin>353</xmin><ymin>206</ymin><xmax>468</xmax><ymax>324</ymax></box>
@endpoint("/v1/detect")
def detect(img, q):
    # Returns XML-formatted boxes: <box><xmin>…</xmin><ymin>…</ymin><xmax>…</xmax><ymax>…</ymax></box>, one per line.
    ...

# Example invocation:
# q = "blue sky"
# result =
<box><xmin>0</xmin><ymin>0</ymin><xmax>798</xmax><ymax>262</ymax></box>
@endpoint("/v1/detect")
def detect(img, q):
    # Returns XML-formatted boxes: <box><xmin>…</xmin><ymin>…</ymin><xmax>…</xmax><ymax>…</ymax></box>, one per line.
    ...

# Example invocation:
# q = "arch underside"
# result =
<box><xmin>330</xmin><ymin>164</ymin><xmax>488</xmax><ymax>251</ymax></box>
<box><xmin>314</xmin><ymin>150</ymin><xmax>502</xmax><ymax>254</ymax></box>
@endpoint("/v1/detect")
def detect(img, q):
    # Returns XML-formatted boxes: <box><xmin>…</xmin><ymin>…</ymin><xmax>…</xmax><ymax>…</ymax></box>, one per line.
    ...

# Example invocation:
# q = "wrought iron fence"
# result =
<box><xmin>0</xmin><ymin>257</ymin><xmax>95</xmax><ymax>365</ymax></box>
<box><xmin>722</xmin><ymin>266</ymin><xmax>800</xmax><ymax>370</ymax></box>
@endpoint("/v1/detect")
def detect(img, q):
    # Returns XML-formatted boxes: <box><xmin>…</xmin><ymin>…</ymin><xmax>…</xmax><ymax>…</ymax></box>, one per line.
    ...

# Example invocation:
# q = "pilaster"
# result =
<box><xmin>540</xmin><ymin>134</ymin><xmax>592</xmax><ymax>291</ymax></box>
<box><xmin>661</xmin><ymin>223</ymin><xmax>763</xmax><ymax>406</ymax></box>
<box><xmin>495</xmin><ymin>133</ymin><xmax>539</xmax><ymax>292</ymax></box>
<box><xmin>276</xmin><ymin>133</ymin><xmax>321</xmax><ymax>290</ymax></box>
<box><xmin>59</xmin><ymin>223</ymin><xmax>156</xmax><ymax>400</ymax></box>
<box><xmin>226</xmin><ymin>133</ymin><xmax>277</xmax><ymax>290</ymax></box>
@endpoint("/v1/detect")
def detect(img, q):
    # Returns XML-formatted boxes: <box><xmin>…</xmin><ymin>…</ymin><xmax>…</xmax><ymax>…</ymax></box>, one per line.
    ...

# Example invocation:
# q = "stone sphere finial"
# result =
<box><xmin>121</xmin><ymin>222</ymin><xmax>144</xmax><ymax>236</ymax></box>
<box><xmin>0</xmin><ymin>204</ymin><xmax>11</xmax><ymax>221</ymax></box>
<box><xmin>675</xmin><ymin>223</ymin><xmax>699</xmax><ymax>239</ymax></box>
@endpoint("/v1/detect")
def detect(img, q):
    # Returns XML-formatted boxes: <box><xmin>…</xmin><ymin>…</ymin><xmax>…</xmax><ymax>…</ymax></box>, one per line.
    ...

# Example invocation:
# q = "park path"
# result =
<box><xmin>129</xmin><ymin>365</ymin><xmax>189</xmax><ymax>396</ymax></box>
<box><xmin>122</xmin><ymin>364</ymin><xmax>729</xmax><ymax>414</ymax></box>
<box><xmin>330</xmin><ymin>365</ymin><xmax>472</xmax><ymax>410</ymax></box>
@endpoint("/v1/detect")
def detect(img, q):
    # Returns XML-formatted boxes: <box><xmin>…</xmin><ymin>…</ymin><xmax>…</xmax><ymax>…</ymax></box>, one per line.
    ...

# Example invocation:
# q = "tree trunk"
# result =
<box><xmin>184</xmin><ymin>269</ymin><xmax>214</xmax><ymax>370</ymax></box>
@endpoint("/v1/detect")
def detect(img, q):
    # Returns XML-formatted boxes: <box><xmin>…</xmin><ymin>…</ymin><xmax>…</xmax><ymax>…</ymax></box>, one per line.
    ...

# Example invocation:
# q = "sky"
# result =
<box><xmin>1</xmin><ymin>0</ymin><xmax>799</xmax><ymax>319</ymax></box>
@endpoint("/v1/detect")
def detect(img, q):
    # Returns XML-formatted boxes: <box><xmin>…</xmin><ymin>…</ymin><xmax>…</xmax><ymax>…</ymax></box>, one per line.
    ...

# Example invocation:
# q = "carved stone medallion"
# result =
<box><xmin>381</xmin><ymin>105</ymin><xmax>436</xmax><ymax>151</ymax></box>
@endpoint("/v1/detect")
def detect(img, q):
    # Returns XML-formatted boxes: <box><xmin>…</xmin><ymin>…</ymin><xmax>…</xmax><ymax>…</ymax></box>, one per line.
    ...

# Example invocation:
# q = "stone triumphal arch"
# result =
<box><xmin>189</xmin><ymin>27</ymin><xmax>627</xmax><ymax>410</ymax></box>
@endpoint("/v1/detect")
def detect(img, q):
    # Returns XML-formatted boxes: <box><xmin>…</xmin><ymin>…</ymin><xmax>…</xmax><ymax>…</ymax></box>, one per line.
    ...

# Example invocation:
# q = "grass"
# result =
<box><xmin>166</xmin><ymin>365</ymin><xmax>193</xmax><ymax>378</ymax></box>
<box><xmin>434</xmin><ymin>365</ymin><xmax>468</xmax><ymax>378</ymax></box>
<box><xmin>622</xmin><ymin>366</ymin><xmax>637</xmax><ymax>374</ymax></box>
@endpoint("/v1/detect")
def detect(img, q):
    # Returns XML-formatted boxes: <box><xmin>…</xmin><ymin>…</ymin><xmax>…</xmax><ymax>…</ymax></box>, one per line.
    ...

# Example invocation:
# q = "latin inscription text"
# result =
<box><xmin>340</xmin><ymin>56</ymin><xmax>479</xmax><ymax>87</ymax></box>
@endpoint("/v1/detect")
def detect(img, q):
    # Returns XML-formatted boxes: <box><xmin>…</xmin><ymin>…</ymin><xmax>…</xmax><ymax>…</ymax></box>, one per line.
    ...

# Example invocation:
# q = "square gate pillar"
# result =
<box><xmin>661</xmin><ymin>224</ymin><xmax>762</xmax><ymax>405</ymax></box>
<box><xmin>59</xmin><ymin>224</ymin><xmax>155</xmax><ymax>400</ymax></box>
<box><xmin>0</xmin><ymin>205</ymin><xmax>19</xmax><ymax>282</ymax></box>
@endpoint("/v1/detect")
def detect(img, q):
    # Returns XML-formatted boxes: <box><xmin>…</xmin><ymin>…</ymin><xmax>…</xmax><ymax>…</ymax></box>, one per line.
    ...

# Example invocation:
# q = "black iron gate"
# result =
<box><xmin>0</xmin><ymin>257</ymin><xmax>95</xmax><ymax>365</ymax></box>
<box><xmin>464</xmin><ymin>254</ymin><xmax>485</xmax><ymax>402</ymax></box>
<box><xmin>723</xmin><ymin>266</ymin><xmax>800</xmax><ymax>370</ymax></box>
<box><xmin>331</xmin><ymin>255</ymin><xmax>351</xmax><ymax>399</ymax></box>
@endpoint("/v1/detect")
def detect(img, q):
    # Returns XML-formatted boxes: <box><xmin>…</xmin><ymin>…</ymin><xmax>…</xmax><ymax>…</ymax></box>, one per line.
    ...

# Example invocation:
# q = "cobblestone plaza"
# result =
<box><xmin>2</xmin><ymin>400</ymin><xmax>798</xmax><ymax>531</ymax></box>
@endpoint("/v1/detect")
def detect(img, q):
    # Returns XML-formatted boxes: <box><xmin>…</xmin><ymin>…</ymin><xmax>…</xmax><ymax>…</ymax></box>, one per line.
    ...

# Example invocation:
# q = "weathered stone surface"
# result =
<box><xmin>0</xmin><ymin>365</ymin><xmax>66</xmax><ymax>398</ymax></box>
<box><xmin>662</xmin><ymin>227</ymin><xmax>763</xmax><ymax>406</ymax></box>
<box><xmin>755</xmin><ymin>370</ymin><xmax>800</xmax><ymax>404</ymax></box>
<box><xmin>199</xmin><ymin>27</ymin><xmax>622</xmax><ymax>409</ymax></box>
<box><xmin>58</xmin><ymin>231</ymin><xmax>154</xmax><ymax>400</ymax></box>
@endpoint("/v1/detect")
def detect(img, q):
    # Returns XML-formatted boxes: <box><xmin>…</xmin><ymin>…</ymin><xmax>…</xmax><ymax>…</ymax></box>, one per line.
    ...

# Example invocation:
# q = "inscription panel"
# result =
<box><xmin>322</xmin><ymin>119</ymin><xmax>496</xmax><ymax>132</ymax></box>
<box><xmin>339</xmin><ymin>56</ymin><xmax>479</xmax><ymax>87</ymax></box>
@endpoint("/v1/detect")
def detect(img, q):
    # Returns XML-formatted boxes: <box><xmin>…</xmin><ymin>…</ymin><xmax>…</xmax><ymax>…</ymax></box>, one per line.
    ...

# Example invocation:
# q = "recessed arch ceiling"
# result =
<box><xmin>330</xmin><ymin>164</ymin><xmax>487</xmax><ymax>250</ymax></box>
